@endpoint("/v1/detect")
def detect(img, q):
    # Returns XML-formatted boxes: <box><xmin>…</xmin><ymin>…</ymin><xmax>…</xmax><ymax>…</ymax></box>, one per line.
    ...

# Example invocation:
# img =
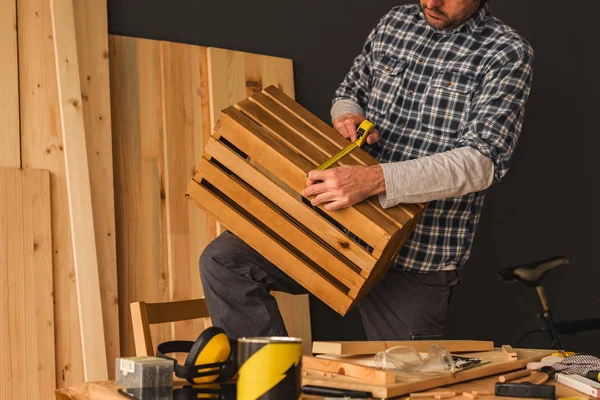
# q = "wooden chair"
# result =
<box><xmin>130</xmin><ymin>298</ymin><xmax>211</xmax><ymax>357</ymax></box>
<box><xmin>131</xmin><ymin>293</ymin><xmax>312</xmax><ymax>357</ymax></box>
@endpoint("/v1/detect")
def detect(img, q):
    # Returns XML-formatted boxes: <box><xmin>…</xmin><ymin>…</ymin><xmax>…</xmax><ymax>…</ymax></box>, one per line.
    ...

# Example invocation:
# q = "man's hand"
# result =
<box><xmin>333</xmin><ymin>113</ymin><xmax>379</xmax><ymax>144</ymax></box>
<box><xmin>301</xmin><ymin>165</ymin><xmax>385</xmax><ymax>211</ymax></box>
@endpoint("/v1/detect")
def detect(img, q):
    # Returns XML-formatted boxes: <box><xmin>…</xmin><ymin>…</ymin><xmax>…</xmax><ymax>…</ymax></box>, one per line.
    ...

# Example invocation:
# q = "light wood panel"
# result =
<box><xmin>18</xmin><ymin>0</ymin><xmax>84</xmax><ymax>386</ymax></box>
<box><xmin>0</xmin><ymin>0</ymin><xmax>20</xmax><ymax>168</ymax></box>
<box><xmin>312</xmin><ymin>340</ymin><xmax>495</xmax><ymax>355</ymax></box>
<box><xmin>72</xmin><ymin>0</ymin><xmax>120</xmax><ymax>379</ymax></box>
<box><xmin>272</xmin><ymin>293</ymin><xmax>312</xmax><ymax>356</ymax></box>
<box><xmin>49</xmin><ymin>0</ymin><xmax>107</xmax><ymax>381</ymax></box>
<box><xmin>111</xmin><ymin>36</ymin><xmax>305</xmax><ymax>355</ymax></box>
<box><xmin>0</xmin><ymin>168</ymin><xmax>55</xmax><ymax>399</ymax></box>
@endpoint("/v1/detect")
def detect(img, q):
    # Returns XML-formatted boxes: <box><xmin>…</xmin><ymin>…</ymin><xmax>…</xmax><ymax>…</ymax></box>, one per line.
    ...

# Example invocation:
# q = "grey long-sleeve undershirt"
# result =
<box><xmin>331</xmin><ymin>100</ymin><xmax>494</xmax><ymax>207</ymax></box>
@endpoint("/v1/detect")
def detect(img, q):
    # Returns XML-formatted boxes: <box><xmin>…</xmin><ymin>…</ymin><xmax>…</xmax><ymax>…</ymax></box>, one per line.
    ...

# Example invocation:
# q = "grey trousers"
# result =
<box><xmin>200</xmin><ymin>231</ymin><xmax>460</xmax><ymax>340</ymax></box>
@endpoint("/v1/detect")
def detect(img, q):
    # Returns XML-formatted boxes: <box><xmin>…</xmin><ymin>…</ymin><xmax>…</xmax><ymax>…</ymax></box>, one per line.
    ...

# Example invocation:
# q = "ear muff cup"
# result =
<box><xmin>156</xmin><ymin>326</ymin><xmax>237</xmax><ymax>384</ymax></box>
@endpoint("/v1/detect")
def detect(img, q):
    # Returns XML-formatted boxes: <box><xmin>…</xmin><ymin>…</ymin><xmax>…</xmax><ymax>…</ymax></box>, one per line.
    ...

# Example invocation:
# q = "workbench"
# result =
<box><xmin>54</xmin><ymin>373</ymin><xmax>586</xmax><ymax>399</ymax></box>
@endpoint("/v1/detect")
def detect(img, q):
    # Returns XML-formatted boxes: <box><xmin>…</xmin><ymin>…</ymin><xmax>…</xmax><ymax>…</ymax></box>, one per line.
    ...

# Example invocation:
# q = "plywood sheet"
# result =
<box><xmin>0</xmin><ymin>168</ymin><xmax>55</xmax><ymax>399</ymax></box>
<box><xmin>18</xmin><ymin>0</ymin><xmax>84</xmax><ymax>386</ymax></box>
<box><xmin>0</xmin><ymin>0</ymin><xmax>20</xmax><ymax>168</ymax></box>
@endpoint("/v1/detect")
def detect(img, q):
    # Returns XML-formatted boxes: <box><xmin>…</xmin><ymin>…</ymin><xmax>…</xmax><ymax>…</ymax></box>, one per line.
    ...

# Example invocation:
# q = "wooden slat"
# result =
<box><xmin>204</xmin><ymin>138</ymin><xmax>376</xmax><ymax>273</ymax></box>
<box><xmin>50</xmin><ymin>0</ymin><xmax>107</xmax><ymax>381</ymax></box>
<box><xmin>161</xmin><ymin>41</ymin><xmax>211</xmax><ymax>347</ymax></box>
<box><xmin>110</xmin><ymin>36</ymin><xmax>170</xmax><ymax>358</ymax></box>
<box><xmin>18</xmin><ymin>0</ymin><xmax>84</xmax><ymax>386</ymax></box>
<box><xmin>303</xmin><ymin>349</ymin><xmax>553</xmax><ymax>399</ymax></box>
<box><xmin>0</xmin><ymin>168</ymin><xmax>55</xmax><ymax>399</ymax></box>
<box><xmin>197</xmin><ymin>158</ymin><xmax>364</xmax><ymax>297</ymax></box>
<box><xmin>214</xmin><ymin>108</ymin><xmax>395</xmax><ymax>256</ymax></box>
<box><xmin>303</xmin><ymin>356</ymin><xmax>395</xmax><ymax>385</ymax></box>
<box><xmin>0</xmin><ymin>0</ymin><xmax>20</xmax><ymax>168</ymax></box>
<box><xmin>145</xmin><ymin>299</ymin><xmax>210</xmax><ymax>325</ymax></box>
<box><xmin>72</xmin><ymin>0</ymin><xmax>119</xmax><ymax>379</ymax></box>
<box><xmin>186</xmin><ymin>180</ymin><xmax>353</xmax><ymax>315</ymax></box>
<box><xmin>312</xmin><ymin>340</ymin><xmax>495</xmax><ymax>355</ymax></box>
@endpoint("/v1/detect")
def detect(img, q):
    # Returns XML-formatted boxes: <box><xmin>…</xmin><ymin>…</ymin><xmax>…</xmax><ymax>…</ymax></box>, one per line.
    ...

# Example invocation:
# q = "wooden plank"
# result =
<box><xmin>186</xmin><ymin>180</ymin><xmax>353</xmax><ymax>315</ymax></box>
<box><xmin>0</xmin><ymin>0</ymin><xmax>20</xmax><ymax>168</ymax></box>
<box><xmin>0</xmin><ymin>168</ymin><xmax>55</xmax><ymax>399</ymax></box>
<box><xmin>204</xmin><ymin>138</ymin><xmax>376</xmax><ymax>273</ymax></box>
<box><xmin>303</xmin><ymin>356</ymin><xmax>395</xmax><ymax>385</ymax></box>
<box><xmin>303</xmin><ymin>349</ymin><xmax>554</xmax><ymax>399</ymax></box>
<box><xmin>72</xmin><ymin>0</ymin><xmax>119</xmax><ymax>379</ymax></box>
<box><xmin>272</xmin><ymin>293</ymin><xmax>312</xmax><ymax>356</ymax></box>
<box><xmin>161</xmin><ymin>41</ymin><xmax>211</xmax><ymax>346</ymax></box>
<box><xmin>50</xmin><ymin>0</ymin><xmax>107</xmax><ymax>381</ymax></box>
<box><xmin>312</xmin><ymin>340</ymin><xmax>495</xmax><ymax>355</ymax></box>
<box><xmin>197</xmin><ymin>158</ymin><xmax>364</xmax><ymax>297</ymax></box>
<box><xmin>109</xmin><ymin>35</ymin><xmax>170</xmax><ymax>358</ymax></box>
<box><xmin>214</xmin><ymin>108</ymin><xmax>395</xmax><ymax>255</ymax></box>
<box><xmin>18</xmin><ymin>0</ymin><xmax>85</xmax><ymax>386</ymax></box>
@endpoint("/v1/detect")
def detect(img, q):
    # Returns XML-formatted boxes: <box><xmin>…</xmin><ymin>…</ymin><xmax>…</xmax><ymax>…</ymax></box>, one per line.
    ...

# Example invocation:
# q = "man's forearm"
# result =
<box><xmin>379</xmin><ymin>146</ymin><xmax>494</xmax><ymax>207</ymax></box>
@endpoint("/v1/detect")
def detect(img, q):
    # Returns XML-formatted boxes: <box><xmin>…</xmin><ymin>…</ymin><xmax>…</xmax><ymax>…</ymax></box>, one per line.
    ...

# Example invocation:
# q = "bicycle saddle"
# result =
<box><xmin>498</xmin><ymin>256</ymin><xmax>569</xmax><ymax>287</ymax></box>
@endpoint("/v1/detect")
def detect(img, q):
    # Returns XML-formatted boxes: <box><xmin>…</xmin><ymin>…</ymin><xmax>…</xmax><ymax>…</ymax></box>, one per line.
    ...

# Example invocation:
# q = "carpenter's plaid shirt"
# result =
<box><xmin>333</xmin><ymin>4</ymin><xmax>535</xmax><ymax>272</ymax></box>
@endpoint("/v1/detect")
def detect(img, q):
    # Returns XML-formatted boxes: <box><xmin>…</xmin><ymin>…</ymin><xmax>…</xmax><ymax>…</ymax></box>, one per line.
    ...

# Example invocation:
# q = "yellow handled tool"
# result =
<box><xmin>316</xmin><ymin>120</ymin><xmax>375</xmax><ymax>170</ymax></box>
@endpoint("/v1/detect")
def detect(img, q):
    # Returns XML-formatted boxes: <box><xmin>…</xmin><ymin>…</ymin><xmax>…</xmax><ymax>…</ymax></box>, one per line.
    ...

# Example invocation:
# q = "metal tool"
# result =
<box><xmin>316</xmin><ymin>120</ymin><xmax>375</xmax><ymax>170</ymax></box>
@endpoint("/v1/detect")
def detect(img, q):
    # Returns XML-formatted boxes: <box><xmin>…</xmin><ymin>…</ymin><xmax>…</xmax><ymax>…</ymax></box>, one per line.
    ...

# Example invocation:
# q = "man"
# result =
<box><xmin>200</xmin><ymin>0</ymin><xmax>534</xmax><ymax>340</ymax></box>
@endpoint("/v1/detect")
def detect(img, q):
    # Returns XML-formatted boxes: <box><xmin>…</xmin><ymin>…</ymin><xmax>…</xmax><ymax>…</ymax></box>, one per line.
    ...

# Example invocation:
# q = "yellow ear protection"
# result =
<box><xmin>156</xmin><ymin>326</ymin><xmax>237</xmax><ymax>384</ymax></box>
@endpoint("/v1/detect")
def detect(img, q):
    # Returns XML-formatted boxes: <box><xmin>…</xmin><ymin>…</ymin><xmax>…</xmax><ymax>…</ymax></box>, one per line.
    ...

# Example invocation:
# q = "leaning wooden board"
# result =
<box><xmin>109</xmin><ymin>35</ymin><xmax>298</xmax><ymax>356</ymax></box>
<box><xmin>187</xmin><ymin>86</ymin><xmax>427</xmax><ymax>315</ymax></box>
<box><xmin>72</xmin><ymin>0</ymin><xmax>120</xmax><ymax>379</ymax></box>
<box><xmin>0</xmin><ymin>168</ymin><xmax>55</xmax><ymax>400</ymax></box>
<box><xmin>303</xmin><ymin>348</ymin><xmax>554</xmax><ymax>399</ymax></box>
<box><xmin>0</xmin><ymin>0</ymin><xmax>20</xmax><ymax>168</ymax></box>
<box><xmin>50</xmin><ymin>0</ymin><xmax>107</xmax><ymax>381</ymax></box>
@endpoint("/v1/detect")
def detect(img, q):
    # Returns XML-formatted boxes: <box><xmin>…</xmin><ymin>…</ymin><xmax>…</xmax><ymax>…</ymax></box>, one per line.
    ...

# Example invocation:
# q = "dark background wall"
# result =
<box><xmin>108</xmin><ymin>1</ymin><xmax>600</xmax><ymax>354</ymax></box>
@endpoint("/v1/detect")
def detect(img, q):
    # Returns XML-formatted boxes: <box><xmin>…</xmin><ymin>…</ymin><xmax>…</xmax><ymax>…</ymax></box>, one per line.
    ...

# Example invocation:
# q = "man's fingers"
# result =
<box><xmin>366</xmin><ymin>130</ymin><xmax>380</xmax><ymax>145</ymax></box>
<box><xmin>344</xmin><ymin>119</ymin><xmax>358</xmax><ymax>141</ymax></box>
<box><xmin>310</xmin><ymin>192</ymin><xmax>338</xmax><ymax>207</ymax></box>
<box><xmin>306</xmin><ymin>170</ymin><xmax>330</xmax><ymax>186</ymax></box>
<box><xmin>324</xmin><ymin>200</ymin><xmax>347</xmax><ymax>211</ymax></box>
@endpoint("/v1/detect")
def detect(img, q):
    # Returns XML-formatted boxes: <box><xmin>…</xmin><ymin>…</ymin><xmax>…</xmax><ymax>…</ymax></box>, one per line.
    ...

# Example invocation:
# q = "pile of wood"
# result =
<box><xmin>1</xmin><ymin>0</ymin><xmax>301</xmax><ymax>398</ymax></box>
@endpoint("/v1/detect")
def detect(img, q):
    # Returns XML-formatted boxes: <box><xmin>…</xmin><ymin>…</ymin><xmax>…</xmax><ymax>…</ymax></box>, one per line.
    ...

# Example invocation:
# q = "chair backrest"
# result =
<box><xmin>130</xmin><ymin>298</ymin><xmax>210</xmax><ymax>357</ymax></box>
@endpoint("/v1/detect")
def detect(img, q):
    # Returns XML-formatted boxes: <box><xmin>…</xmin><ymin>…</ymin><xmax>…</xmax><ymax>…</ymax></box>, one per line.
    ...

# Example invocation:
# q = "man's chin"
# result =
<box><xmin>425</xmin><ymin>16</ymin><xmax>446</xmax><ymax>29</ymax></box>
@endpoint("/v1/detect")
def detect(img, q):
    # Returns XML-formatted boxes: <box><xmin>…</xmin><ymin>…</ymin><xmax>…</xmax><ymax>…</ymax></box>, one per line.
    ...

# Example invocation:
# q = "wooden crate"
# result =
<box><xmin>186</xmin><ymin>86</ymin><xmax>426</xmax><ymax>315</ymax></box>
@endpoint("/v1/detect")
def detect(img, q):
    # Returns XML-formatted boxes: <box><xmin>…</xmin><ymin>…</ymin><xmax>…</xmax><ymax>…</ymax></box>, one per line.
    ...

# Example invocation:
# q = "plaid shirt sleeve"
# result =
<box><xmin>453</xmin><ymin>41</ymin><xmax>535</xmax><ymax>182</ymax></box>
<box><xmin>332</xmin><ymin>13</ymin><xmax>392</xmax><ymax>109</ymax></box>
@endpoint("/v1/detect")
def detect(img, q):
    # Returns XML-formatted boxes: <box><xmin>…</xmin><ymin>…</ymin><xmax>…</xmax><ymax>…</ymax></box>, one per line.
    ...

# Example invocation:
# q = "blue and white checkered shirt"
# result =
<box><xmin>333</xmin><ymin>4</ymin><xmax>535</xmax><ymax>272</ymax></box>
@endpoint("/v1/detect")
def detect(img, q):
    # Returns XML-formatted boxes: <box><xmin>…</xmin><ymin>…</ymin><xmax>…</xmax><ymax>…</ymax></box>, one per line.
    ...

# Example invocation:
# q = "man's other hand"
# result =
<box><xmin>333</xmin><ymin>113</ymin><xmax>379</xmax><ymax>144</ymax></box>
<box><xmin>301</xmin><ymin>165</ymin><xmax>385</xmax><ymax>211</ymax></box>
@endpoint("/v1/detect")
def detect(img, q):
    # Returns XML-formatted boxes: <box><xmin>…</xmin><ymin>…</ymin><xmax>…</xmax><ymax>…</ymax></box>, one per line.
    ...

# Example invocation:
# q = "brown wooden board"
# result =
<box><xmin>188</xmin><ymin>86</ymin><xmax>427</xmax><ymax>315</ymax></box>
<box><xmin>0</xmin><ymin>168</ymin><xmax>55</xmax><ymax>399</ymax></box>
<box><xmin>302</xmin><ymin>348</ymin><xmax>554</xmax><ymax>399</ymax></box>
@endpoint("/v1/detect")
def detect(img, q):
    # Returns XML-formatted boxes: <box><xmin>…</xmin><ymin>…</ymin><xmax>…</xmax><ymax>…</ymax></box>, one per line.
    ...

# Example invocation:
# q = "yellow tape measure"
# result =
<box><xmin>316</xmin><ymin>120</ymin><xmax>375</xmax><ymax>170</ymax></box>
